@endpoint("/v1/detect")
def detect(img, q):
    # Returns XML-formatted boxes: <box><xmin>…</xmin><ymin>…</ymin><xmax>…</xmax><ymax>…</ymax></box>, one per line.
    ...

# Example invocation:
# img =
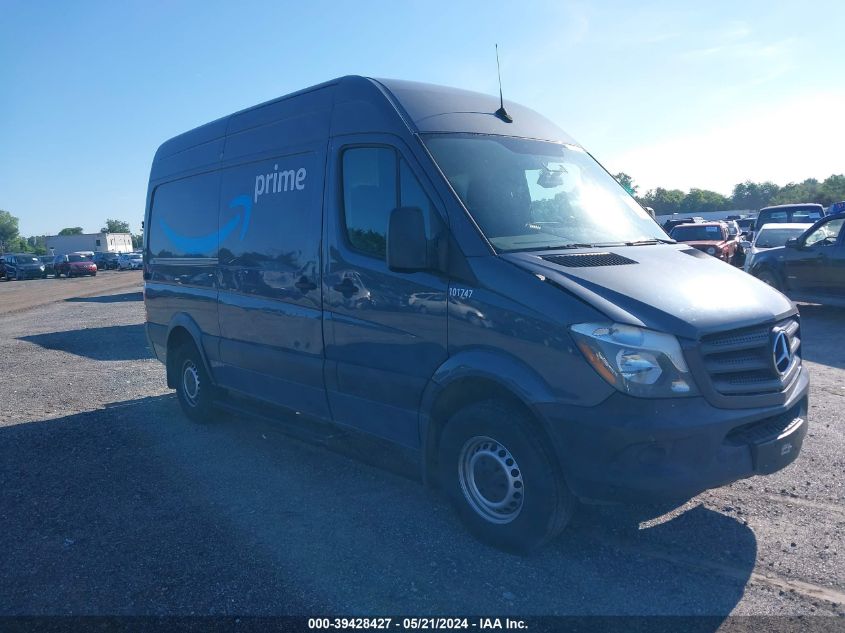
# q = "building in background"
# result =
<box><xmin>45</xmin><ymin>232</ymin><xmax>133</xmax><ymax>255</ymax></box>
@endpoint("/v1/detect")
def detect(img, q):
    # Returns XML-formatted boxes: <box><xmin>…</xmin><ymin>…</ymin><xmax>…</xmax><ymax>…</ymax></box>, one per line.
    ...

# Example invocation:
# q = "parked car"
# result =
<box><xmin>669</xmin><ymin>222</ymin><xmax>738</xmax><ymax>263</ymax></box>
<box><xmin>55</xmin><ymin>252</ymin><xmax>98</xmax><ymax>277</ymax></box>
<box><xmin>737</xmin><ymin>217</ymin><xmax>756</xmax><ymax>237</ymax></box>
<box><xmin>662</xmin><ymin>216</ymin><xmax>705</xmax><ymax>233</ymax></box>
<box><xmin>750</xmin><ymin>203</ymin><xmax>825</xmax><ymax>242</ymax></box>
<box><xmin>118</xmin><ymin>252</ymin><xmax>143</xmax><ymax>270</ymax></box>
<box><xmin>0</xmin><ymin>253</ymin><xmax>46</xmax><ymax>280</ymax></box>
<box><xmin>93</xmin><ymin>251</ymin><xmax>121</xmax><ymax>270</ymax></box>
<box><xmin>39</xmin><ymin>256</ymin><xmax>56</xmax><ymax>277</ymax></box>
<box><xmin>749</xmin><ymin>212</ymin><xmax>844</xmax><ymax>304</ymax></box>
<box><xmin>742</xmin><ymin>223</ymin><xmax>812</xmax><ymax>272</ymax></box>
<box><xmin>145</xmin><ymin>76</ymin><xmax>808</xmax><ymax>552</ymax></box>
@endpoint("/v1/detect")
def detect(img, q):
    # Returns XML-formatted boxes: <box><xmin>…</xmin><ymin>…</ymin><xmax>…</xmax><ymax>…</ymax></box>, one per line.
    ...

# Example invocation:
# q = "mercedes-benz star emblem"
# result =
<box><xmin>772</xmin><ymin>330</ymin><xmax>792</xmax><ymax>375</ymax></box>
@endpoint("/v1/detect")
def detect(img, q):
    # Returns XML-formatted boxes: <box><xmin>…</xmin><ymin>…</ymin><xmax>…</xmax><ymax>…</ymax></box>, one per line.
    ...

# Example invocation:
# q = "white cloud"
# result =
<box><xmin>605</xmin><ymin>91</ymin><xmax>845</xmax><ymax>194</ymax></box>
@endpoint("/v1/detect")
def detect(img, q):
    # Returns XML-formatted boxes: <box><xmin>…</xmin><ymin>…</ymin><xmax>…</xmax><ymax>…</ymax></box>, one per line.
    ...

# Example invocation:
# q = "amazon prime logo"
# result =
<box><xmin>772</xmin><ymin>329</ymin><xmax>792</xmax><ymax>375</ymax></box>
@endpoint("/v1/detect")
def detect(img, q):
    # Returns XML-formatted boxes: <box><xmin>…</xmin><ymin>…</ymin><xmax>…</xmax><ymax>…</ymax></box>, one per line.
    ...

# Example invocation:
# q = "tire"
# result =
<box><xmin>173</xmin><ymin>340</ymin><xmax>217</xmax><ymax>422</ymax></box>
<box><xmin>437</xmin><ymin>399</ymin><xmax>575</xmax><ymax>553</ymax></box>
<box><xmin>755</xmin><ymin>269</ymin><xmax>783</xmax><ymax>292</ymax></box>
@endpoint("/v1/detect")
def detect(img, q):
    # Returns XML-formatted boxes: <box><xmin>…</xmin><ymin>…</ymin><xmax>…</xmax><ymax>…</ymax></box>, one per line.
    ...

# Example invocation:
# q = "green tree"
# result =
<box><xmin>0</xmin><ymin>209</ymin><xmax>20</xmax><ymax>251</ymax></box>
<box><xmin>58</xmin><ymin>227</ymin><xmax>84</xmax><ymax>235</ymax></box>
<box><xmin>101</xmin><ymin>218</ymin><xmax>131</xmax><ymax>233</ymax></box>
<box><xmin>26</xmin><ymin>235</ymin><xmax>47</xmax><ymax>255</ymax></box>
<box><xmin>613</xmin><ymin>172</ymin><xmax>638</xmax><ymax>196</ymax></box>
<box><xmin>680</xmin><ymin>188</ymin><xmax>731</xmax><ymax>214</ymax></box>
<box><xmin>731</xmin><ymin>181</ymin><xmax>780</xmax><ymax>210</ymax></box>
<box><xmin>639</xmin><ymin>188</ymin><xmax>685</xmax><ymax>215</ymax></box>
<box><xmin>820</xmin><ymin>174</ymin><xmax>845</xmax><ymax>206</ymax></box>
<box><xmin>770</xmin><ymin>178</ymin><xmax>823</xmax><ymax>206</ymax></box>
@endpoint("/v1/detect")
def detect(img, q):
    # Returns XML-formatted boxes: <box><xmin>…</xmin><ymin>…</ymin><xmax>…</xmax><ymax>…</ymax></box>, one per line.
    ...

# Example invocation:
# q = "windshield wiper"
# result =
<box><xmin>624</xmin><ymin>238</ymin><xmax>676</xmax><ymax>246</ymax></box>
<box><xmin>517</xmin><ymin>243</ymin><xmax>596</xmax><ymax>252</ymax></box>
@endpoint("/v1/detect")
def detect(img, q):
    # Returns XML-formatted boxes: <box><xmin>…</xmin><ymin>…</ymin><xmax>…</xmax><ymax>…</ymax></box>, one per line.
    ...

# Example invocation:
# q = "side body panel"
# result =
<box><xmin>213</xmin><ymin>87</ymin><xmax>333</xmax><ymax>419</ymax></box>
<box><xmin>322</xmin><ymin>133</ymin><xmax>449</xmax><ymax>448</ymax></box>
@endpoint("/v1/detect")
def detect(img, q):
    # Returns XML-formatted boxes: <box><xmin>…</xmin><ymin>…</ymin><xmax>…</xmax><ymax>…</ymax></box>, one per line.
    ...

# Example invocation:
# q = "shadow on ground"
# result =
<box><xmin>20</xmin><ymin>324</ymin><xmax>152</xmax><ymax>361</ymax></box>
<box><xmin>0</xmin><ymin>395</ymin><xmax>756</xmax><ymax>621</ymax></box>
<box><xmin>796</xmin><ymin>303</ymin><xmax>845</xmax><ymax>370</ymax></box>
<box><xmin>66</xmin><ymin>292</ymin><xmax>143</xmax><ymax>303</ymax></box>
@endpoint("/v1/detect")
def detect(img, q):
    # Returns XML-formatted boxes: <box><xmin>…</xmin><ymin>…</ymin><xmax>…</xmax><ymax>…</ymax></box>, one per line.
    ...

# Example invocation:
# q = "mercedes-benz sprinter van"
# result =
<box><xmin>144</xmin><ymin>77</ymin><xmax>808</xmax><ymax>551</ymax></box>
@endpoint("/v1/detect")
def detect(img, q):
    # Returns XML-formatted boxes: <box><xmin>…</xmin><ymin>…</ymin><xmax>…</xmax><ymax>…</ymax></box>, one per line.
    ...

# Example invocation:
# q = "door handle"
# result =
<box><xmin>294</xmin><ymin>276</ymin><xmax>317</xmax><ymax>292</ymax></box>
<box><xmin>333</xmin><ymin>277</ymin><xmax>359</xmax><ymax>297</ymax></box>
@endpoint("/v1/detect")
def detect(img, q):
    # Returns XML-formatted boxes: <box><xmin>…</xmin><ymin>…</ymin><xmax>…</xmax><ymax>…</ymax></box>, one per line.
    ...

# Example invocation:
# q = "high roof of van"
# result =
<box><xmin>759</xmin><ymin>203</ymin><xmax>824</xmax><ymax>212</ymax></box>
<box><xmin>150</xmin><ymin>76</ymin><xmax>578</xmax><ymax>183</ymax></box>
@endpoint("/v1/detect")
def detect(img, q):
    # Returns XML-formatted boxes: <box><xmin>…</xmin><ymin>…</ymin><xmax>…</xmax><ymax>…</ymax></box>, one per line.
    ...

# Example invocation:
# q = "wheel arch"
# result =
<box><xmin>418</xmin><ymin>349</ymin><xmax>560</xmax><ymax>486</ymax></box>
<box><xmin>164</xmin><ymin>314</ymin><xmax>214</xmax><ymax>390</ymax></box>
<box><xmin>751</xmin><ymin>261</ymin><xmax>786</xmax><ymax>291</ymax></box>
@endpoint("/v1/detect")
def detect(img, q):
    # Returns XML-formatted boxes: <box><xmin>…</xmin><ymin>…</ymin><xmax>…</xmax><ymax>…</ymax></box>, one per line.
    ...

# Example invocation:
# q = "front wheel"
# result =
<box><xmin>755</xmin><ymin>269</ymin><xmax>783</xmax><ymax>292</ymax></box>
<box><xmin>437</xmin><ymin>400</ymin><xmax>575</xmax><ymax>553</ymax></box>
<box><xmin>173</xmin><ymin>341</ymin><xmax>217</xmax><ymax>422</ymax></box>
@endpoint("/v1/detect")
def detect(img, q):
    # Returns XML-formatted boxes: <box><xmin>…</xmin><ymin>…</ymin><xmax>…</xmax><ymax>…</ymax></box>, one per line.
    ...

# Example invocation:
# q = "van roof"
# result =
<box><xmin>759</xmin><ymin>203</ymin><xmax>824</xmax><ymax>212</ymax></box>
<box><xmin>151</xmin><ymin>76</ymin><xmax>578</xmax><ymax>182</ymax></box>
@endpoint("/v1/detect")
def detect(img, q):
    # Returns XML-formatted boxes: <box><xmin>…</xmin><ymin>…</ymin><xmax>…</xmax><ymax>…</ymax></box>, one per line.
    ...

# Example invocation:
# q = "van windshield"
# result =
<box><xmin>423</xmin><ymin>134</ymin><xmax>668</xmax><ymax>252</ymax></box>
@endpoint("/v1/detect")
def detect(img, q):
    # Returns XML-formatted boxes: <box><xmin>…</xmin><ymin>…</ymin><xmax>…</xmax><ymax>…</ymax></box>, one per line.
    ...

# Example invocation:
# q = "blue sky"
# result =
<box><xmin>2</xmin><ymin>0</ymin><xmax>843</xmax><ymax>236</ymax></box>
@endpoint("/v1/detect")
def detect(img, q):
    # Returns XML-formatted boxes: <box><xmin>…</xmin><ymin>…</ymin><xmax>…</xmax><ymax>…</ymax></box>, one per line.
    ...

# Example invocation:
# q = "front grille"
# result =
<box><xmin>700</xmin><ymin>317</ymin><xmax>801</xmax><ymax>396</ymax></box>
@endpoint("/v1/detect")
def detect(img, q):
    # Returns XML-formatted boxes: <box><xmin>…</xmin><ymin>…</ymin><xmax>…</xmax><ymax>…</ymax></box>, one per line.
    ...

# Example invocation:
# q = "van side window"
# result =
<box><xmin>400</xmin><ymin>159</ymin><xmax>435</xmax><ymax>217</ymax></box>
<box><xmin>342</xmin><ymin>148</ymin><xmax>438</xmax><ymax>259</ymax></box>
<box><xmin>148</xmin><ymin>171</ymin><xmax>220</xmax><ymax>259</ymax></box>
<box><xmin>342</xmin><ymin>147</ymin><xmax>397</xmax><ymax>258</ymax></box>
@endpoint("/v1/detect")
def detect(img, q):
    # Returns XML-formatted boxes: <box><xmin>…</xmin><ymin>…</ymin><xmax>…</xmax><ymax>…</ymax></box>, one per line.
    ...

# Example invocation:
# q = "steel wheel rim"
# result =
<box><xmin>458</xmin><ymin>435</ymin><xmax>524</xmax><ymax>524</ymax></box>
<box><xmin>182</xmin><ymin>360</ymin><xmax>200</xmax><ymax>407</ymax></box>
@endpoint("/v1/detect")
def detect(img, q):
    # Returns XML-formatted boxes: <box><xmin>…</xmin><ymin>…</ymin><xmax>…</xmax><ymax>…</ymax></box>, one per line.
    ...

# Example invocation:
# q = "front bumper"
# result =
<box><xmin>537</xmin><ymin>365</ymin><xmax>809</xmax><ymax>503</ymax></box>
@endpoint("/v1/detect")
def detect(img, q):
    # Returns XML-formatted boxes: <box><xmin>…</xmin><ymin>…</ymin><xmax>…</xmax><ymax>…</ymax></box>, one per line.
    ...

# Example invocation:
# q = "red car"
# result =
<box><xmin>669</xmin><ymin>222</ymin><xmax>739</xmax><ymax>263</ymax></box>
<box><xmin>54</xmin><ymin>253</ymin><xmax>98</xmax><ymax>277</ymax></box>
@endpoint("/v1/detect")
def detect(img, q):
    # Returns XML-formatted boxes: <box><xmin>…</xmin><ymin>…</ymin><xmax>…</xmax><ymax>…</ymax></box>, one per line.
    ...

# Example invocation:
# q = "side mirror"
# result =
<box><xmin>785</xmin><ymin>237</ymin><xmax>799</xmax><ymax>249</ymax></box>
<box><xmin>387</xmin><ymin>206</ymin><xmax>429</xmax><ymax>272</ymax></box>
<box><xmin>740</xmin><ymin>241</ymin><xmax>752</xmax><ymax>251</ymax></box>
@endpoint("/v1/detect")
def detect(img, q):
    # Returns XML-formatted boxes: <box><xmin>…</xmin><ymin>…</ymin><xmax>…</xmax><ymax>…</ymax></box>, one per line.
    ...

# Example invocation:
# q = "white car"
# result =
<box><xmin>743</xmin><ymin>223</ymin><xmax>812</xmax><ymax>272</ymax></box>
<box><xmin>118</xmin><ymin>252</ymin><xmax>143</xmax><ymax>270</ymax></box>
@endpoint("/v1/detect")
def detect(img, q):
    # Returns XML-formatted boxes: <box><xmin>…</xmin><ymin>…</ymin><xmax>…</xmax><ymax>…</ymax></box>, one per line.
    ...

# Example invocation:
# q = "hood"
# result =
<box><xmin>70</xmin><ymin>261</ymin><xmax>96</xmax><ymax>267</ymax></box>
<box><xmin>503</xmin><ymin>244</ymin><xmax>795</xmax><ymax>340</ymax></box>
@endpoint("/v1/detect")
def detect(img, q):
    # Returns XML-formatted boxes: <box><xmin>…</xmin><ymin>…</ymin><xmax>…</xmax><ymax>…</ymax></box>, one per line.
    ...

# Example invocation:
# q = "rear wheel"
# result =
<box><xmin>173</xmin><ymin>340</ymin><xmax>217</xmax><ymax>422</ymax></box>
<box><xmin>437</xmin><ymin>400</ymin><xmax>574</xmax><ymax>553</ymax></box>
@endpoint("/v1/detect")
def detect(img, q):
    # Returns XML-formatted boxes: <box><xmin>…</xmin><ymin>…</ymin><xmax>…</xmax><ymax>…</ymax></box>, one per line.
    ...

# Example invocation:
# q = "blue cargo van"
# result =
<box><xmin>144</xmin><ymin>76</ymin><xmax>809</xmax><ymax>551</ymax></box>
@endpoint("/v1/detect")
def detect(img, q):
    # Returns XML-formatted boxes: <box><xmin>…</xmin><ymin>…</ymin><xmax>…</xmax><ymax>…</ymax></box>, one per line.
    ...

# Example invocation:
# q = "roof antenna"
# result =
<box><xmin>494</xmin><ymin>44</ymin><xmax>513</xmax><ymax>123</ymax></box>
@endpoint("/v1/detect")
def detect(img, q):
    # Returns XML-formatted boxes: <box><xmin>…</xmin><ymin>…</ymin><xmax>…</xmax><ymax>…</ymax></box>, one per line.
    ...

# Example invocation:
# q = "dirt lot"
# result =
<box><xmin>0</xmin><ymin>272</ymin><xmax>843</xmax><ymax>624</ymax></box>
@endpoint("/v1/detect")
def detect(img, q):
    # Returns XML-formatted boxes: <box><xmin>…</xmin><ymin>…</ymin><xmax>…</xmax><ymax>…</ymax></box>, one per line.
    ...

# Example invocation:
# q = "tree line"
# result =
<box><xmin>614</xmin><ymin>173</ymin><xmax>845</xmax><ymax>216</ymax></box>
<box><xmin>0</xmin><ymin>212</ymin><xmax>142</xmax><ymax>254</ymax></box>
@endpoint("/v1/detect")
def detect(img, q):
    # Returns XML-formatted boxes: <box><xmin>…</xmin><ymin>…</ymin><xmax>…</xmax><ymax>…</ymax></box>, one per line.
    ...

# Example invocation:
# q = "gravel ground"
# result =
<box><xmin>0</xmin><ymin>273</ymin><xmax>843</xmax><ymax>624</ymax></box>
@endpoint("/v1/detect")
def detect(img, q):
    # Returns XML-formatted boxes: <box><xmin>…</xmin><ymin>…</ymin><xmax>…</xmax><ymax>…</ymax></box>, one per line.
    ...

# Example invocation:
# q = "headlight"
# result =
<box><xmin>570</xmin><ymin>323</ymin><xmax>699</xmax><ymax>397</ymax></box>
<box><xmin>706</xmin><ymin>247</ymin><xmax>716</xmax><ymax>255</ymax></box>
